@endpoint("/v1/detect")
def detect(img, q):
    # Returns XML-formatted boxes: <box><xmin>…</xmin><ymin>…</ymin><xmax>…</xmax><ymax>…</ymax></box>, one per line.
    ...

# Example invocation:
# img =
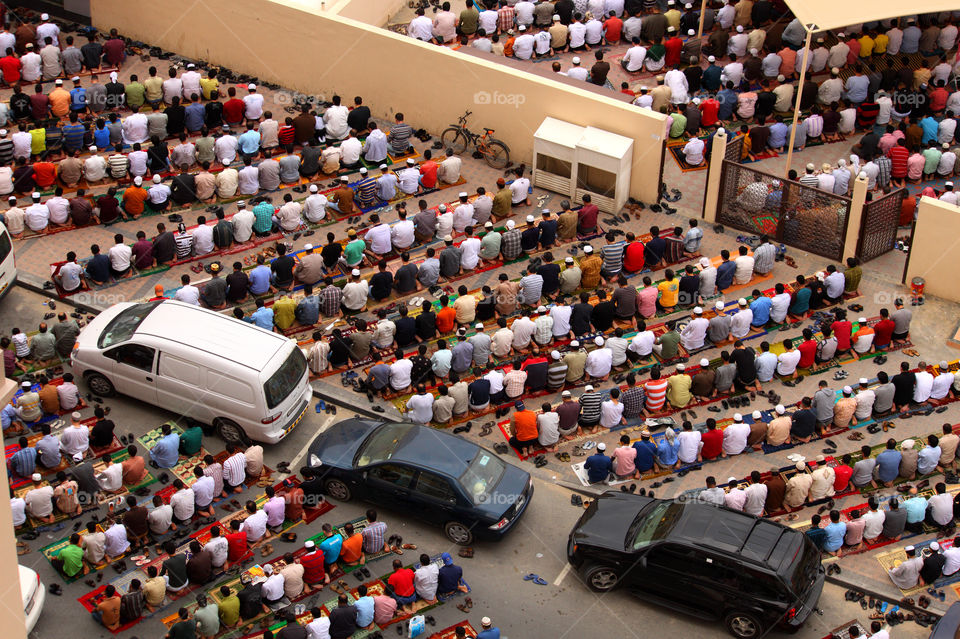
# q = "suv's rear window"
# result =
<box><xmin>97</xmin><ymin>302</ymin><xmax>162</xmax><ymax>348</ymax></box>
<box><xmin>263</xmin><ymin>347</ymin><xmax>307</xmax><ymax>409</ymax></box>
<box><xmin>787</xmin><ymin>537</ymin><xmax>821</xmax><ymax>595</ymax></box>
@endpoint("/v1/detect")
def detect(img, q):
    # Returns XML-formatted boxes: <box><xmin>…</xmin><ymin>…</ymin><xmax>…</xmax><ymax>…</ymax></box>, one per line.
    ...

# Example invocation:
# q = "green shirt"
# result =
<box><xmin>59</xmin><ymin>544</ymin><xmax>84</xmax><ymax>576</ymax></box>
<box><xmin>218</xmin><ymin>596</ymin><xmax>240</xmax><ymax>627</ymax></box>
<box><xmin>480</xmin><ymin>232</ymin><xmax>501</xmax><ymax>260</ymax></box>
<box><xmin>125</xmin><ymin>82</ymin><xmax>145</xmax><ymax>108</ymax></box>
<box><xmin>669</xmin><ymin>114</ymin><xmax>687</xmax><ymax>139</ymax></box>
<box><xmin>343</xmin><ymin>239</ymin><xmax>366</xmax><ymax>266</ymax></box>
<box><xmin>459</xmin><ymin>7</ymin><xmax>480</xmax><ymax>34</ymax></box>
<box><xmin>844</xmin><ymin>265</ymin><xmax>861</xmax><ymax>293</ymax></box>
<box><xmin>492</xmin><ymin>188</ymin><xmax>512</xmax><ymax>218</ymax></box>
<box><xmin>923</xmin><ymin>148</ymin><xmax>942</xmax><ymax>174</ymax></box>
<box><xmin>178</xmin><ymin>426</ymin><xmax>203</xmax><ymax>456</ymax></box>
<box><xmin>169</xmin><ymin>620</ymin><xmax>196</xmax><ymax>639</ymax></box>
<box><xmin>273</xmin><ymin>296</ymin><xmax>297</xmax><ymax>330</ymax></box>
<box><xmin>657</xmin><ymin>330</ymin><xmax>681</xmax><ymax>359</ymax></box>
<box><xmin>194</xmin><ymin>603</ymin><xmax>220</xmax><ymax>636</ymax></box>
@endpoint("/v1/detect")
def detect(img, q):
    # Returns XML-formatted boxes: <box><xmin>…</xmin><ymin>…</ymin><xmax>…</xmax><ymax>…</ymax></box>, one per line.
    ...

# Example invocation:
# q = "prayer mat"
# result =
<box><xmin>822</xmin><ymin>621</ymin><xmax>867</xmax><ymax>639</ymax></box>
<box><xmin>429</xmin><ymin>620</ymin><xmax>477</xmax><ymax>639</ymax></box>
<box><xmin>136</xmin><ymin>422</ymin><xmax>184</xmax><ymax>450</ymax></box>
<box><xmin>76</xmin><ymin>586</ymin><xmax>143</xmax><ymax>634</ymax></box>
<box><xmin>750</xmin><ymin>214</ymin><xmax>780</xmax><ymax>236</ymax></box>
<box><xmin>169</xmin><ymin>447</ymin><xmax>211</xmax><ymax>486</ymax></box>
<box><xmin>667</xmin><ymin>143</ymin><xmax>708</xmax><ymax>172</ymax></box>
<box><xmin>742</xmin><ymin>149</ymin><xmax>779</xmax><ymax>163</ymax></box>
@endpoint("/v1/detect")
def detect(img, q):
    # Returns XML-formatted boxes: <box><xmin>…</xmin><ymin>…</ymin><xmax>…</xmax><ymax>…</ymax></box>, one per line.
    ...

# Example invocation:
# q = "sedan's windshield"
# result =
<box><xmin>627</xmin><ymin>501</ymin><xmax>683</xmax><ymax>550</ymax></box>
<box><xmin>97</xmin><ymin>302</ymin><xmax>162</xmax><ymax>348</ymax></box>
<box><xmin>459</xmin><ymin>451</ymin><xmax>506</xmax><ymax>505</ymax></box>
<box><xmin>356</xmin><ymin>423</ymin><xmax>416</xmax><ymax>468</ymax></box>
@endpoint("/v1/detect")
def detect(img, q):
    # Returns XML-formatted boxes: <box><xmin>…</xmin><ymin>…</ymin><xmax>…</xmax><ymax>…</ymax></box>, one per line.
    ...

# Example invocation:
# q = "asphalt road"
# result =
<box><xmin>2</xmin><ymin>285</ymin><xmax>932</xmax><ymax>639</ymax></box>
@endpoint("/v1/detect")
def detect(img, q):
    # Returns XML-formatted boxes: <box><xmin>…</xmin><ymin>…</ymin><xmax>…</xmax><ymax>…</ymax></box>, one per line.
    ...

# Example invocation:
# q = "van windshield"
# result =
<box><xmin>263</xmin><ymin>347</ymin><xmax>307</xmax><ymax>409</ymax></box>
<box><xmin>0</xmin><ymin>229</ymin><xmax>11</xmax><ymax>263</ymax></box>
<box><xmin>97</xmin><ymin>302</ymin><xmax>162</xmax><ymax>349</ymax></box>
<box><xmin>627</xmin><ymin>501</ymin><xmax>683</xmax><ymax>551</ymax></box>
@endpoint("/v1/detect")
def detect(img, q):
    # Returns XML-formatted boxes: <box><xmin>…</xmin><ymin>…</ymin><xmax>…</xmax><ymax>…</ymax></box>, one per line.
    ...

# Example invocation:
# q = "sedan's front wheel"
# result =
<box><xmin>443</xmin><ymin>521</ymin><xmax>474</xmax><ymax>545</ymax></box>
<box><xmin>324</xmin><ymin>478</ymin><xmax>352</xmax><ymax>502</ymax></box>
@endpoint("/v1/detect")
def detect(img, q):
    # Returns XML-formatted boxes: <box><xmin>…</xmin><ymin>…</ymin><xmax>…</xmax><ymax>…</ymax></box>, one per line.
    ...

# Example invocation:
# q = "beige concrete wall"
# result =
<box><xmin>0</xmin><ymin>377</ymin><xmax>24</xmax><ymax>638</ymax></box>
<box><xmin>93</xmin><ymin>0</ymin><xmax>667</xmax><ymax>203</ymax></box>
<box><xmin>906</xmin><ymin>196</ymin><xmax>960</xmax><ymax>302</ymax></box>
<box><xmin>328</xmin><ymin>0</ymin><xmax>408</xmax><ymax>26</ymax></box>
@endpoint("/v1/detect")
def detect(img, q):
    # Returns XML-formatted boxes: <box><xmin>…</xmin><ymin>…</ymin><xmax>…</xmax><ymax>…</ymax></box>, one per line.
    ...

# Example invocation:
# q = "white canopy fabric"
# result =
<box><xmin>782</xmin><ymin>0</ymin><xmax>958</xmax><ymax>33</ymax></box>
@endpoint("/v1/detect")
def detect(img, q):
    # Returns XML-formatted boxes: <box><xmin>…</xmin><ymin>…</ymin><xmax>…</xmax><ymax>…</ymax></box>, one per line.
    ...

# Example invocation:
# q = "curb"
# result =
<box><xmin>310</xmin><ymin>379</ymin><xmax>403</xmax><ymax>422</ymax></box>
<box><xmin>15</xmin><ymin>276</ymin><xmax>105</xmax><ymax>313</ymax></box>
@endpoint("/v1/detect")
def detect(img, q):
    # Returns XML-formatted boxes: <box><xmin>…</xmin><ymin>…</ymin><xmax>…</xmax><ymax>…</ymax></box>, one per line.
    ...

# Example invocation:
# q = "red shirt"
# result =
<box><xmin>798</xmin><ymin>340</ymin><xmax>817</xmax><ymax>368</ymax></box>
<box><xmin>103</xmin><ymin>38</ymin><xmax>126</xmax><ymax>65</ymax></box>
<box><xmin>278</xmin><ymin>125</ymin><xmax>296</xmax><ymax>147</ymax></box>
<box><xmin>833</xmin><ymin>464</ymin><xmax>853</xmax><ymax>491</ymax></box>
<box><xmin>226</xmin><ymin>531</ymin><xmax>248</xmax><ymax>561</ymax></box>
<box><xmin>300</xmin><ymin>549</ymin><xmax>326</xmax><ymax>584</ymax></box>
<box><xmin>699</xmin><ymin>99</ymin><xmax>720</xmax><ymax>127</ymax></box>
<box><xmin>664</xmin><ymin>37</ymin><xmax>683</xmax><ymax>67</ymax></box>
<box><xmin>436</xmin><ymin>307</ymin><xmax>457</xmax><ymax>334</ymax></box>
<box><xmin>284</xmin><ymin>487</ymin><xmax>304</xmax><ymax>521</ymax></box>
<box><xmin>888</xmin><ymin>145</ymin><xmax>910</xmax><ymax>178</ymax></box>
<box><xmin>929</xmin><ymin>87</ymin><xmax>949</xmax><ymax>112</ymax></box>
<box><xmin>700</xmin><ymin>428</ymin><xmax>724</xmax><ymax>460</ymax></box>
<box><xmin>388</xmin><ymin>568</ymin><xmax>416</xmax><ymax>597</ymax></box>
<box><xmin>0</xmin><ymin>55</ymin><xmax>20</xmax><ymax>83</ymax></box>
<box><xmin>603</xmin><ymin>17</ymin><xmax>623</xmax><ymax>43</ymax></box>
<box><xmin>33</xmin><ymin>162</ymin><xmax>56</xmax><ymax>187</ymax></box>
<box><xmin>419</xmin><ymin>161</ymin><xmax>438</xmax><ymax>189</ymax></box>
<box><xmin>832</xmin><ymin>320</ymin><xmax>852</xmax><ymax>351</ymax></box>
<box><xmin>623</xmin><ymin>241</ymin><xmax>645</xmax><ymax>273</ymax></box>
<box><xmin>223</xmin><ymin>98</ymin><xmax>245</xmax><ymax>124</ymax></box>
<box><xmin>873</xmin><ymin>318</ymin><xmax>895</xmax><ymax>347</ymax></box>
<box><xmin>578</xmin><ymin>204</ymin><xmax>599</xmax><ymax>232</ymax></box>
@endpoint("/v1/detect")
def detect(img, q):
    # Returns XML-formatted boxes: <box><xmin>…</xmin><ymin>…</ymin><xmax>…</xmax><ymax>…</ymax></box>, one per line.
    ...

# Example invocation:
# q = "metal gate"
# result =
<box><xmin>716</xmin><ymin>160</ymin><xmax>851</xmax><ymax>261</ymax></box>
<box><xmin>856</xmin><ymin>188</ymin><xmax>906</xmax><ymax>262</ymax></box>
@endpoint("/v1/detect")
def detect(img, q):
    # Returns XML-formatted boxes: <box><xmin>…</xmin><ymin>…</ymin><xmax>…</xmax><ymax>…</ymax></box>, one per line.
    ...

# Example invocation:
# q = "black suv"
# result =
<box><xmin>567</xmin><ymin>493</ymin><xmax>824</xmax><ymax>639</ymax></box>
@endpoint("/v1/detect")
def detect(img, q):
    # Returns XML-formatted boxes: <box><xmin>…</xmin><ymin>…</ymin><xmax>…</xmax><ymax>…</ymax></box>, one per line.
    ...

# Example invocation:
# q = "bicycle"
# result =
<box><xmin>440</xmin><ymin>110</ymin><xmax>511</xmax><ymax>169</ymax></box>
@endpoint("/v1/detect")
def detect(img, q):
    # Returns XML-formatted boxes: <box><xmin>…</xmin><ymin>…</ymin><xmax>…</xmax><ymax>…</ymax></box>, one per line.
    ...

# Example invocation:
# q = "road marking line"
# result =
<box><xmin>553</xmin><ymin>563</ymin><xmax>573</xmax><ymax>586</ymax></box>
<box><xmin>287</xmin><ymin>414</ymin><xmax>335</xmax><ymax>471</ymax></box>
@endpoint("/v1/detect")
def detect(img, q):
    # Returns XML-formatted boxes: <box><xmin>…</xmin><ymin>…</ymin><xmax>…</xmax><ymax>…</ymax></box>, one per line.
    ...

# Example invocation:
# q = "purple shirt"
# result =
<box><xmin>263</xmin><ymin>496</ymin><xmax>286</xmax><ymax>527</ymax></box>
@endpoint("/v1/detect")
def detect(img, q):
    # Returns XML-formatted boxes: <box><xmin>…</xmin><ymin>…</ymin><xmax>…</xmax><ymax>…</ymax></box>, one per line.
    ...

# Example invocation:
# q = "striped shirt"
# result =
<box><xmin>533</xmin><ymin>316</ymin><xmax>553</xmax><ymax>345</ymax></box>
<box><xmin>875</xmin><ymin>155</ymin><xmax>892</xmax><ymax>188</ymax></box>
<box><xmin>547</xmin><ymin>362</ymin><xmax>568</xmax><ymax>388</ymax></box>
<box><xmin>355</xmin><ymin>178</ymin><xmax>377</xmax><ymax>208</ymax></box>
<box><xmin>222</xmin><ymin>452</ymin><xmax>247</xmax><ymax>487</ymax></box>
<box><xmin>579</xmin><ymin>392</ymin><xmax>603</xmax><ymax>424</ymax></box>
<box><xmin>361</xmin><ymin>520</ymin><xmax>387</xmax><ymax>554</ymax></box>
<box><xmin>0</xmin><ymin>139</ymin><xmax>14</xmax><ymax>165</ymax></box>
<box><xmin>643</xmin><ymin>379</ymin><xmax>669</xmax><ymax>411</ymax></box>
<box><xmin>174</xmin><ymin>232</ymin><xmax>193</xmax><ymax>258</ymax></box>
<box><xmin>387</xmin><ymin>123</ymin><xmax>414</xmax><ymax>154</ymax></box>
<box><xmin>203</xmin><ymin>463</ymin><xmax>224</xmax><ymax>496</ymax></box>
<box><xmin>600</xmin><ymin>241</ymin><xmax>626</xmax><ymax>275</ymax></box>
<box><xmin>61</xmin><ymin>123</ymin><xmax>85</xmax><ymax>152</ymax></box>
<box><xmin>320</xmin><ymin>285</ymin><xmax>342</xmax><ymax>317</ymax></box>
<box><xmin>108</xmin><ymin>154</ymin><xmax>128</xmax><ymax>178</ymax></box>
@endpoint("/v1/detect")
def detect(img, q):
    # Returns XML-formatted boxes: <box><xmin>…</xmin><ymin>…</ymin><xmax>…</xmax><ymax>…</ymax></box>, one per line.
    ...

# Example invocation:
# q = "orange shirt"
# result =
<box><xmin>33</xmin><ymin>162</ymin><xmax>56</xmax><ymax>187</ymax></box>
<box><xmin>122</xmin><ymin>186</ymin><xmax>149</xmax><ymax>215</ymax></box>
<box><xmin>340</xmin><ymin>533</ymin><xmax>364</xmax><ymax>563</ymax></box>
<box><xmin>513</xmin><ymin>410</ymin><xmax>538</xmax><ymax>441</ymax></box>
<box><xmin>436</xmin><ymin>307</ymin><xmax>457</xmax><ymax>334</ymax></box>
<box><xmin>48</xmin><ymin>88</ymin><xmax>70</xmax><ymax>117</ymax></box>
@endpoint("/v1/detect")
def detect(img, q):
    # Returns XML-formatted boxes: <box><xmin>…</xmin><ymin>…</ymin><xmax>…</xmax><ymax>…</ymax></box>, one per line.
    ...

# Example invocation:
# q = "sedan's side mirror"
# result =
<box><xmin>638</xmin><ymin>556</ymin><xmax>647</xmax><ymax>570</ymax></box>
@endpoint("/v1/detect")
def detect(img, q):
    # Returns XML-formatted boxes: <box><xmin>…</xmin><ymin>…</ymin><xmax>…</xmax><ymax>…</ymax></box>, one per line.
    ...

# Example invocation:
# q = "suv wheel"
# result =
<box><xmin>724</xmin><ymin>611</ymin><xmax>762</xmax><ymax>639</ymax></box>
<box><xmin>580</xmin><ymin>564</ymin><xmax>619</xmax><ymax>592</ymax></box>
<box><xmin>443</xmin><ymin>521</ymin><xmax>474</xmax><ymax>545</ymax></box>
<box><xmin>85</xmin><ymin>372</ymin><xmax>115</xmax><ymax>397</ymax></box>
<box><xmin>324</xmin><ymin>479</ymin><xmax>352</xmax><ymax>502</ymax></box>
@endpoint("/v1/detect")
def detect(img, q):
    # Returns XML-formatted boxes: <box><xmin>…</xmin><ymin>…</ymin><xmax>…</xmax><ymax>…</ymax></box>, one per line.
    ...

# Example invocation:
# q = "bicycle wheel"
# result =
<box><xmin>482</xmin><ymin>139</ymin><xmax>510</xmax><ymax>169</ymax></box>
<box><xmin>441</xmin><ymin>127</ymin><xmax>468</xmax><ymax>154</ymax></box>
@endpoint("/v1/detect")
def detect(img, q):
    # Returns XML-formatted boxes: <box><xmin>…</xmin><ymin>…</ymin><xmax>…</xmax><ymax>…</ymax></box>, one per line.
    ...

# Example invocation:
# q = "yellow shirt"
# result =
<box><xmin>29</xmin><ymin>127</ymin><xmax>45</xmax><ymax>155</ymax></box>
<box><xmin>873</xmin><ymin>33</ymin><xmax>888</xmax><ymax>54</ymax></box>
<box><xmin>858</xmin><ymin>35</ymin><xmax>874</xmax><ymax>57</ymax></box>
<box><xmin>272</xmin><ymin>296</ymin><xmax>297</xmax><ymax>330</ymax></box>
<box><xmin>657</xmin><ymin>279</ymin><xmax>679</xmax><ymax>307</ymax></box>
<box><xmin>666</xmin><ymin>374</ymin><xmax>692</xmax><ymax>408</ymax></box>
<box><xmin>200</xmin><ymin>77</ymin><xmax>220</xmax><ymax>100</ymax></box>
<box><xmin>143</xmin><ymin>76</ymin><xmax>163</xmax><ymax>102</ymax></box>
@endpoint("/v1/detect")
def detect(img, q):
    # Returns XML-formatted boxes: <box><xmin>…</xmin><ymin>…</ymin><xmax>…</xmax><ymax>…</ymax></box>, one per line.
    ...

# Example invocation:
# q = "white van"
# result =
<box><xmin>0</xmin><ymin>220</ymin><xmax>17</xmax><ymax>299</ymax></box>
<box><xmin>70</xmin><ymin>300</ymin><xmax>311</xmax><ymax>444</ymax></box>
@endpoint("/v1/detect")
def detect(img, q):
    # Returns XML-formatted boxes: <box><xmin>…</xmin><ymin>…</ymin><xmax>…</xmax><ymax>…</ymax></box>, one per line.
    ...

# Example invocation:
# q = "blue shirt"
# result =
<box><xmin>717</xmin><ymin>88</ymin><xmax>737</xmax><ymax>119</ymax></box>
<box><xmin>238</xmin><ymin>130</ymin><xmax>260</xmax><ymax>155</ymax></box>
<box><xmin>69</xmin><ymin>87</ymin><xmax>86</xmax><ymax>111</ymax></box>
<box><xmin>1</xmin><ymin>404</ymin><xmax>18</xmax><ymax>429</ymax></box>
<box><xmin>716</xmin><ymin>260</ymin><xmax>736</xmax><ymax>291</ymax></box>
<box><xmin>904</xmin><ymin>496</ymin><xmax>928</xmax><ymax>523</ymax></box>
<box><xmin>35</xmin><ymin>433</ymin><xmax>60</xmax><ymax>467</ymax></box>
<box><xmin>844</xmin><ymin>75</ymin><xmax>869</xmax><ymax>103</ymax></box>
<box><xmin>750</xmin><ymin>296</ymin><xmax>772</xmax><ymax>326</ymax></box>
<box><xmin>184</xmin><ymin>103</ymin><xmax>205</xmax><ymax>132</ymax></box>
<box><xmin>584</xmin><ymin>453</ymin><xmax>612</xmax><ymax>483</ymax></box>
<box><xmin>477</xmin><ymin>629</ymin><xmax>501</xmax><ymax>639</ymax></box>
<box><xmin>248</xmin><ymin>265</ymin><xmax>271</xmax><ymax>295</ymax></box>
<box><xmin>875</xmin><ymin>449</ymin><xmax>902</xmax><ymax>483</ymax></box>
<box><xmin>250</xmin><ymin>306</ymin><xmax>274</xmax><ymax>329</ymax></box>
<box><xmin>920</xmin><ymin>117</ymin><xmax>940</xmax><ymax>146</ymax></box>
<box><xmin>93</xmin><ymin>126</ymin><xmax>110</xmax><ymax>149</ymax></box>
<box><xmin>805</xmin><ymin>527</ymin><xmax>827</xmax><ymax>550</ymax></box>
<box><xmin>86</xmin><ymin>253</ymin><xmax>111</xmax><ymax>282</ymax></box>
<box><xmin>10</xmin><ymin>446</ymin><xmax>36</xmax><ymax>477</ymax></box>
<box><xmin>354</xmin><ymin>595</ymin><xmax>375</xmax><ymax>627</ymax></box>
<box><xmin>319</xmin><ymin>533</ymin><xmax>342</xmax><ymax>565</ymax></box>
<box><xmin>149</xmin><ymin>433</ymin><xmax>181</xmax><ymax>468</ymax></box>
<box><xmin>768</xmin><ymin>122</ymin><xmax>788</xmax><ymax>148</ymax></box>
<box><xmin>918</xmin><ymin>446</ymin><xmax>941</xmax><ymax>475</ymax></box>
<box><xmin>61</xmin><ymin>123</ymin><xmax>85</xmax><ymax>151</ymax></box>
<box><xmin>656</xmin><ymin>438</ymin><xmax>679</xmax><ymax>466</ymax></box>
<box><xmin>437</xmin><ymin>563</ymin><xmax>463</xmax><ymax>594</ymax></box>
<box><xmin>823</xmin><ymin>521</ymin><xmax>846</xmax><ymax>551</ymax></box>
<box><xmin>632</xmin><ymin>440</ymin><xmax>657</xmax><ymax>472</ymax></box>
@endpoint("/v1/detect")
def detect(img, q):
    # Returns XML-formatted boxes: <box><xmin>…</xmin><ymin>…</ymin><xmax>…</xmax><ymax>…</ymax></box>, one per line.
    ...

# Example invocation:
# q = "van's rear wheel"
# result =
<box><xmin>580</xmin><ymin>564</ymin><xmax>619</xmax><ymax>592</ymax></box>
<box><xmin>324</xmin><ymin>479</ymin><xmax>352</xmax><ymax>501</ymax></box>
<box><xmin>85</xmin><ymin>372</ymin><xmax>115</xmax><ymax>397</ymax></box>
<box><xmin>724</xmin><ymin>611</ymin><xmax>763</xmax><ymax>639</ymax></box>
<box><xmin>214</xmin><ymin>418</ymin><xmax>250</xmax><ymax>446</ymax></box>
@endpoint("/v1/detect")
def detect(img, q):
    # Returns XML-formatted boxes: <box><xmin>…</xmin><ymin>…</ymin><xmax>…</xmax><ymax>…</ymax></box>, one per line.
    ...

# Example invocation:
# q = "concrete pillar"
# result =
<box><xmin>843</xmin><ymin>173</ymin><xmax>869</xmax><ymax>261</ymax></box>
<box><xmin>702</xmin><ymin>127</ymin><xmax>727</xmax><ymax>223</ymax></box>
<box><xmin>0</xmin><ymin>376</ymin><xmax>24</xmax><ymax>639</ymax></box>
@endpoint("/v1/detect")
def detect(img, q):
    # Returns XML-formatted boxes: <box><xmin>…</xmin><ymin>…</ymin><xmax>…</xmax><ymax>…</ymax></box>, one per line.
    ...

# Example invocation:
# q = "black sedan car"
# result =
<box><xmin>567</xmin><ymin>493</ymin><xmax>824</xmax><ymax>639</ymax></box>
<box><xmin>306</xmin><ymin>419</ymin><xmax>533</xmax><ymax>545</ymax></box>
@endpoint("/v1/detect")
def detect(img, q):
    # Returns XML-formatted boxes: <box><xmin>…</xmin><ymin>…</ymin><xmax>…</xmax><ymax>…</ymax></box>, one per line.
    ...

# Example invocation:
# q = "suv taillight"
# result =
<box><xmin>784</xmin><ymin>607</ymin><xmax>798</xmax><ymax>621</ymax></box>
